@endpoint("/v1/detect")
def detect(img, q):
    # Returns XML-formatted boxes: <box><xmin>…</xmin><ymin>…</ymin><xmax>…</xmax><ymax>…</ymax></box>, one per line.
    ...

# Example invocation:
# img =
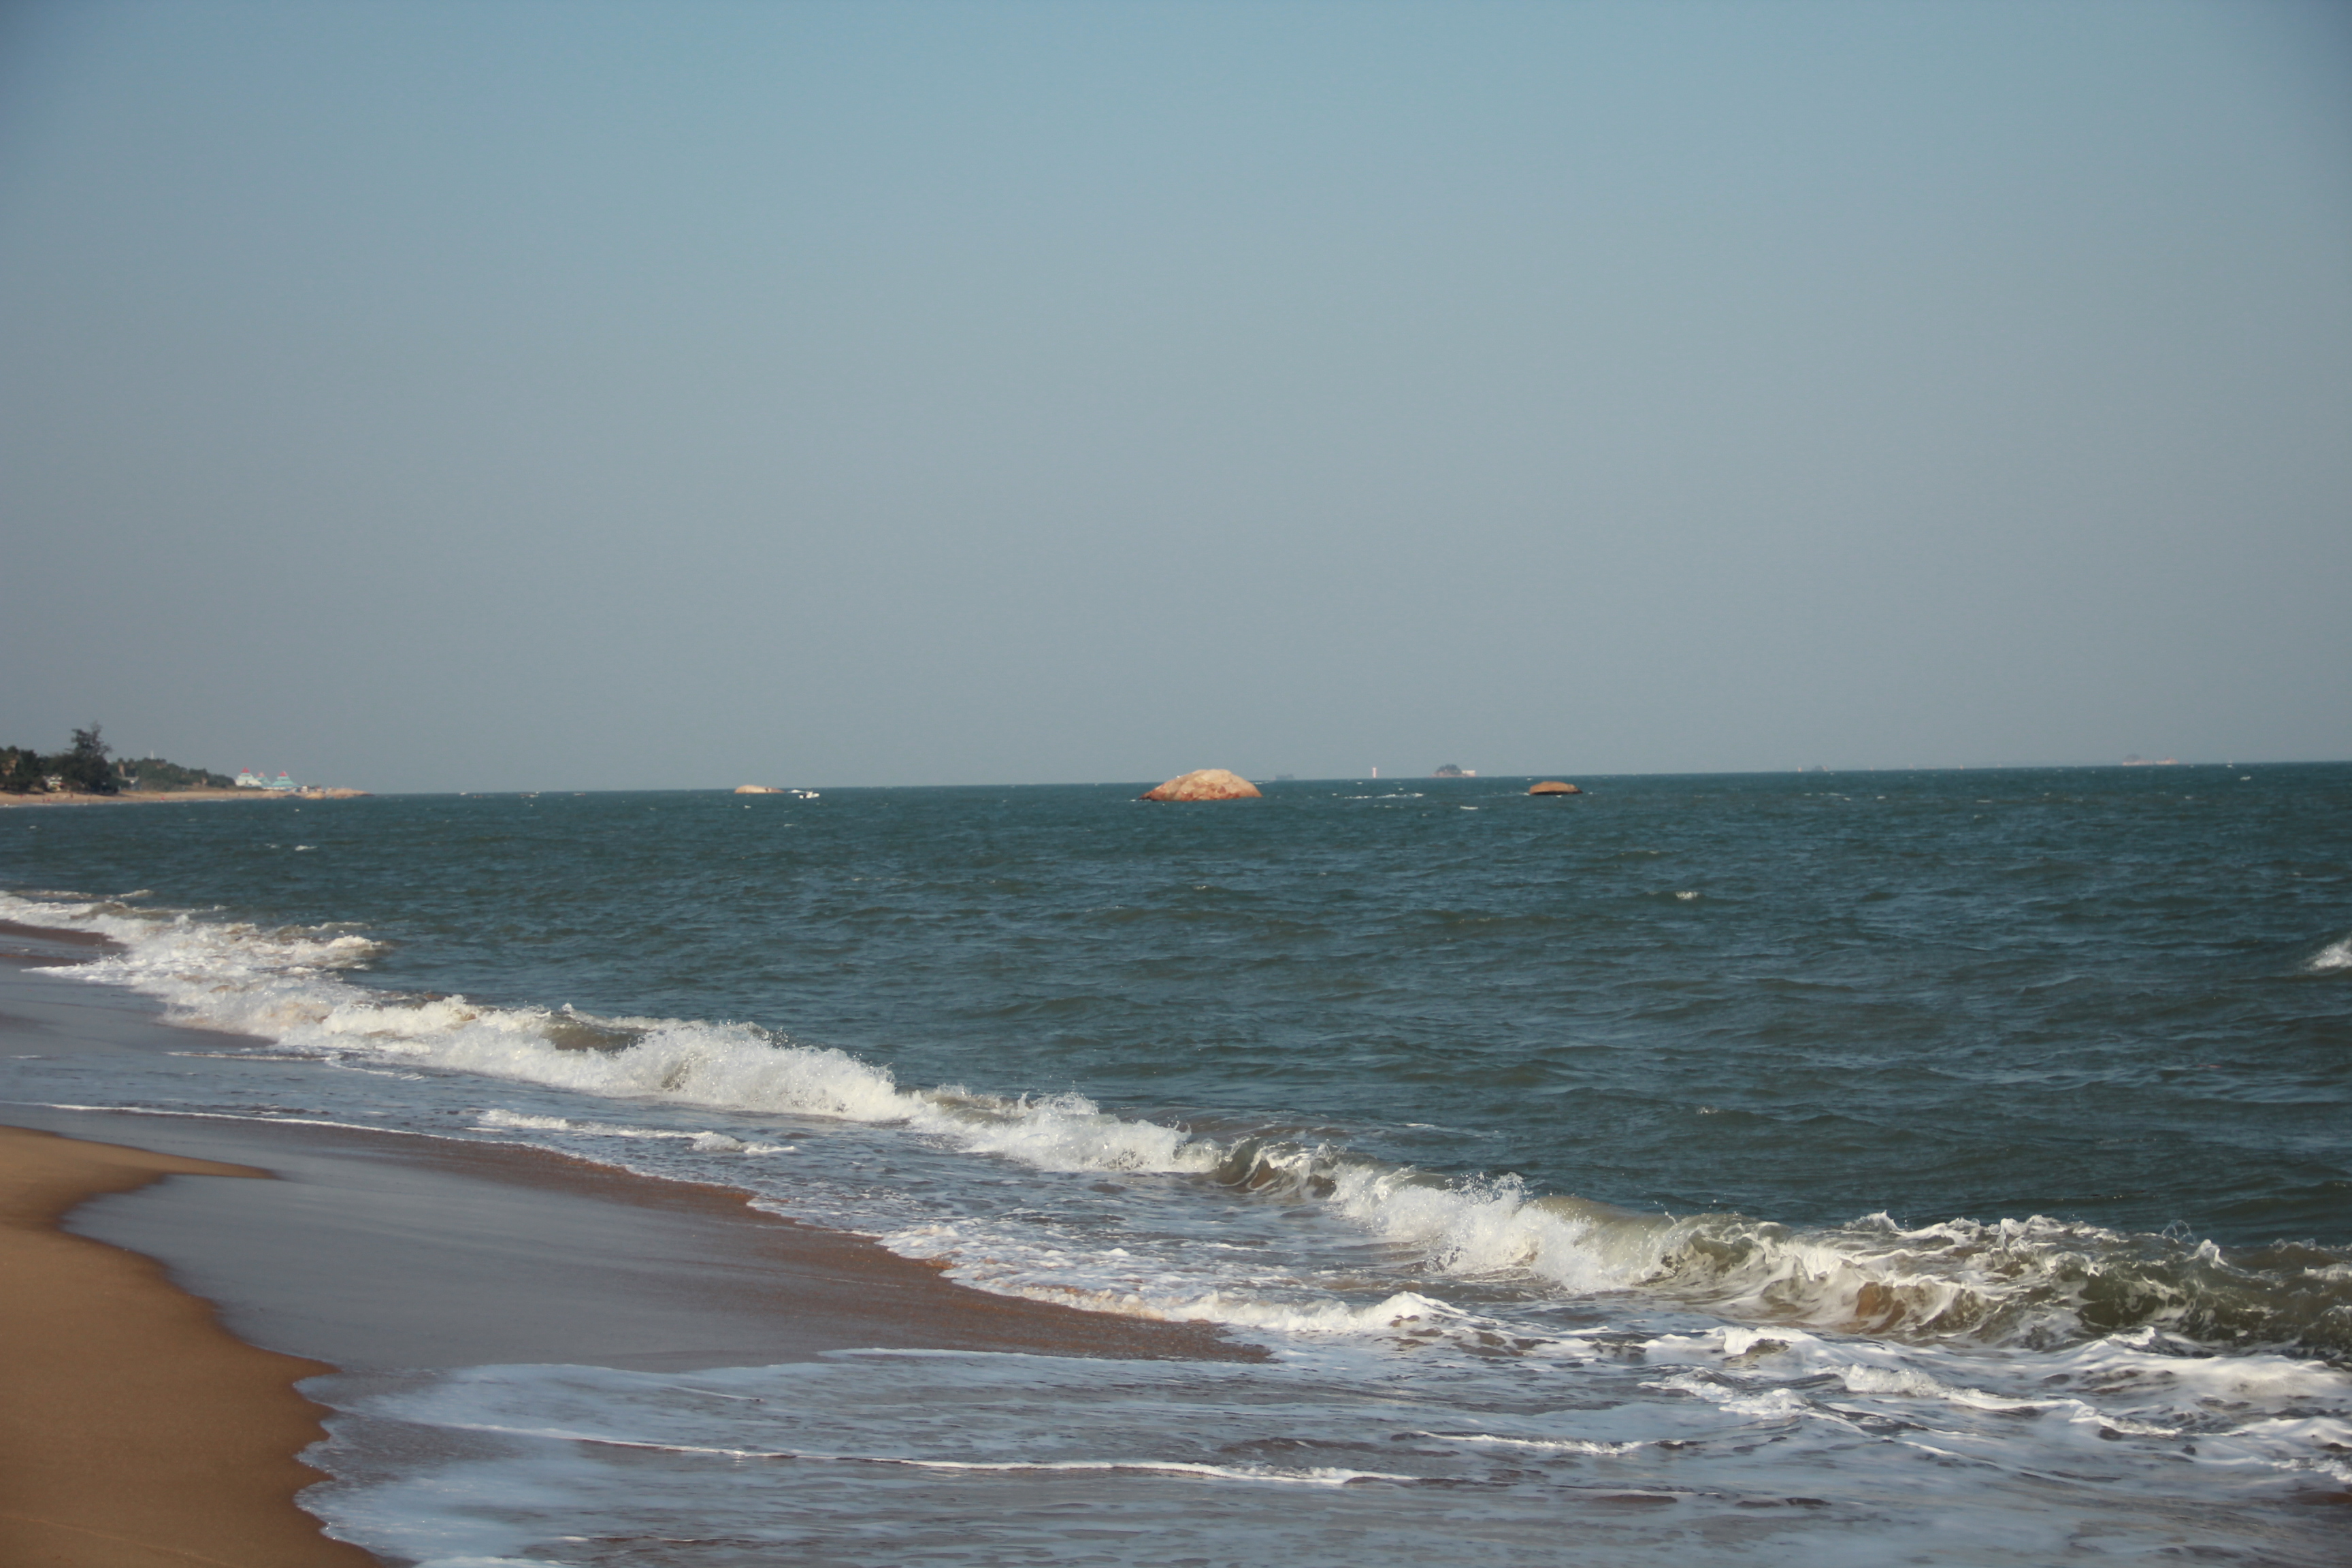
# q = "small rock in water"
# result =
<box><xmin>1140</xmin><ymin>768</ymin><xmax>1263</xmax><ymax>802</ymax></box>
<box><xmin>1529</xmin><ymin>781</ymin><xmax>1582</xmax><ymax>796</ymax></box>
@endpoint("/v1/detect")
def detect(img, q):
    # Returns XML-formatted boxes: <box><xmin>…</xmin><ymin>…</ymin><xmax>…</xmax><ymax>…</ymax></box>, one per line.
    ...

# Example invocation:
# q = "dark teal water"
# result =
<box><xmin>9</xmin><ymin>764</ymin><xmax>2351</xmax><ymax>1564</ymax></box>
<box><xmin>10</xmin><ymin>766</ymin><xmax>2347</xmax><ymax>1247</ymax></box>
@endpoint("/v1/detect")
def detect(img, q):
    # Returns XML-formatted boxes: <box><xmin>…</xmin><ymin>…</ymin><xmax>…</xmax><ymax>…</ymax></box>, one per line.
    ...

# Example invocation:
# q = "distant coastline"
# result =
<box><xmin>0</xmin><ymin>786</ymin><xmax>370</xmax><ymax>808</ymax></box>
<box><xmin>2</xmin><ymin>725</ymin><xmax>366</xmax><ymax>804</ymax></box>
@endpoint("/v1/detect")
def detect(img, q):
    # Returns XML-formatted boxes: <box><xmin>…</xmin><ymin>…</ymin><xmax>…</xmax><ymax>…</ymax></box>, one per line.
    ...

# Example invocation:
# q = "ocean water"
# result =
<box><xmin>3</xmin><ymin>765</ymin><xmax>2347</xmax><ymax>1566</ymax></box>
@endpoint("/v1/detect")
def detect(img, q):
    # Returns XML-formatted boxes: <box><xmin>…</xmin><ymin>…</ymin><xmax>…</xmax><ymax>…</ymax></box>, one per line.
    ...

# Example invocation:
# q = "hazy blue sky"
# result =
<box><xmin>4</xmin><ymin>1</ymin><xmax>2347</xmax><ymax>791</ymax></box>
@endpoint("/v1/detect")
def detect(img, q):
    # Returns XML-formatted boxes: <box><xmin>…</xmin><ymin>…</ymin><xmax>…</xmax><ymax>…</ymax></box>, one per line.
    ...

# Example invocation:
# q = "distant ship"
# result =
<box><xmin>1432</xmin><ymin>764</ymin><xmax>1477</xmax><ymax>778</ymax></box>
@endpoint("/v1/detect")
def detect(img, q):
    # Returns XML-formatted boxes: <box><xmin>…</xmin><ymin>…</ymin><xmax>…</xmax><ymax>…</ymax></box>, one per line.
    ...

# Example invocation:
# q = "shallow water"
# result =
<box><xmin>4</xmin><ymin>764</ymin><xmax>2347</xmax><ymax>1564</ymax></box>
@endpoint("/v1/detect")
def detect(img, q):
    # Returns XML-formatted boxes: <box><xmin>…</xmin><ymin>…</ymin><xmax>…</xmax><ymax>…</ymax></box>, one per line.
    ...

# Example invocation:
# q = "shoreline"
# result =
<box><xmin>0</xmin><ymin>1124</ymin><xmax>376</xmax><ymax>1567</ymax></box>
<box><xmin>1</xmin><ymin>788</ymin><xmax>367</xmax><ymax>808</ymax></box>
<box><xmin>0</xmin><ymin>929</ymin><xmax>1258</xmax><ymax>1367</ymax></box>
<box><xmin>0</xmin><ymin>917</ymin><xmax>1260</xmax><ymax>1563</ymax></box>
<box><xmin>32</xmin><ymin>1105</ymin><xmax>1265</xmax><ymax>1371</ymax></box>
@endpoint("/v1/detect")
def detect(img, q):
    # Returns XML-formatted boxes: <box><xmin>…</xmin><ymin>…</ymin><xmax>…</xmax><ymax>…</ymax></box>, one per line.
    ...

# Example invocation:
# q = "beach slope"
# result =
<box><xmin>0</xmin><ymin>1126</ymin><xmax>373</xmax><ymax>1568</ymax></box>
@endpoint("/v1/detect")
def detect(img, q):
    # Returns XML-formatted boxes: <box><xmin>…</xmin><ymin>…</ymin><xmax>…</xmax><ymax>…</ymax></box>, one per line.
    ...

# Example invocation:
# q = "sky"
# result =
<box><xmin>3</xmin><ymin>0</ymin><xmax>2347</xmax><ymax>791</ymax></box>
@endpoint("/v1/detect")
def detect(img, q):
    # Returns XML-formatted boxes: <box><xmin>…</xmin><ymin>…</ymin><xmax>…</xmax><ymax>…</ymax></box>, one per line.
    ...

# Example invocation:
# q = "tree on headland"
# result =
<box><xmin>54</xmin><ymin>725</ymin><xmax>116</xmax><ymax>794</ymax></box>
<box><xmin>112</xmin><ymin>753</ymin><xmax>235</xmax><ymax>791</ymax></box>
<box><xmin>0</xmin><ymin>727</ymin><xmax>231</xmax><ymax>794</ymax></box>
<box><xmin>0</xmin><ymin>747</ymin><xmax>44</xmax><ymax>794</ymax></box>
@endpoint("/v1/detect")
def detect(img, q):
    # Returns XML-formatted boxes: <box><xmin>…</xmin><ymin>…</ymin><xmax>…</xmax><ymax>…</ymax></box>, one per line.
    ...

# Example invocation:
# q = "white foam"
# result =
<box><xmin>8</xmin><ymin>889</ymin><xmax>2344</xmax><ymax>1369</ymax></box>
<box><xmin>2310</xmin><ymin>936</ymin><xmax>2352</xmax><ymax>973</ymax></box>
<box><xmin>1321</xmin><ymin>1169</ymin><xmax>1668</xmax><ymax>1292</ymax></box>
<box><xmin>514</xmin><ymin>1428</ymin><xmax>1408</xmax><ymax>1486</ymax></box>
<box><xmin>301</xmin><ymin>1345</ymin><xmax>2342</xmax><ymax>1568</ymax></box>
<box><xmin>473</xmin><ymin>1110</ymin><xmax>583</xmax><ymax>1132</ymax></box>
<box><xmin>1426</xmin><ymin>1432</ymin><xmax>1643</xmax><ymax>1456</ymax></box>
<box><xmin>411</xmin><ymin>1014</ymin><xmax>1218</xmax><ymax>1177</ymax></box>
<box><xmin>0</xmin><ymin>892</ymin><xmax>1218</xmax><ymax>1188</ymax></box>
<box><xmin>1143</xmin><ymin>1289</ymin><xmax>1477</xmax><ymax>1337</ymax></box>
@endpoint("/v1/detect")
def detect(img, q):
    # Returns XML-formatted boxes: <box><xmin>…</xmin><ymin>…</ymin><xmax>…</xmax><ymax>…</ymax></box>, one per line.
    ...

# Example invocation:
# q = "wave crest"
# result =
<box><xmin>6</xmin><ymin>888</ymin><xmax>2345</xmax><ymax>1360</ymax></box>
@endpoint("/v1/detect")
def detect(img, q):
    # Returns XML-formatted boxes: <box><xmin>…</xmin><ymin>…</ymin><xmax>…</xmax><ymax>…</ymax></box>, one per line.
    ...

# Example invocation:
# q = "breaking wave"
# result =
<box><xmin>6</xmin><ymin>889</ymin><xmax>2348</xmax><ymax>1362</ymax></box>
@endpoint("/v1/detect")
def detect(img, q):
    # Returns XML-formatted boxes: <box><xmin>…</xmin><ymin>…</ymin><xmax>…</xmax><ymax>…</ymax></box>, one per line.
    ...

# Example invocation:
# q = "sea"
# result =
<box><xmin>3</xmin><ymin>765</ymin><xmax>2348</xmax><ymax>1567</ymax></box>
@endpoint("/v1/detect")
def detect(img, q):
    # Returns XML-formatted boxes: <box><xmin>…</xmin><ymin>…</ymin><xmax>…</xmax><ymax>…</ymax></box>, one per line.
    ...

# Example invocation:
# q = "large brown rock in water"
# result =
<box><xmin>1141</xmin><ymin>768</ymin><xmax>1263</xmax><ymax>802</ymax></box>
<box><xmin>1529</xmin><ymin>781</ymin><xmax>1582</xmax><ymax>795</ymax></box>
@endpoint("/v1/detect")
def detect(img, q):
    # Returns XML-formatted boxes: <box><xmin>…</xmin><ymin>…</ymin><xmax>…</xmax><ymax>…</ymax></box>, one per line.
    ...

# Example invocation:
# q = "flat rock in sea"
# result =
<box><xmin>1141</xmin><ymin>768</ymin><xmax>1262</xmax><ymax>802</ymax></box>
<box><xmin>734</xmin><ymin>785</ymin><xmax>787</xmax><ymax>795</ymax></box>
<box><xmin>1529</xmin><ymin>781</ymin><xmax>1582</xmax><ymax>795</ymax></box>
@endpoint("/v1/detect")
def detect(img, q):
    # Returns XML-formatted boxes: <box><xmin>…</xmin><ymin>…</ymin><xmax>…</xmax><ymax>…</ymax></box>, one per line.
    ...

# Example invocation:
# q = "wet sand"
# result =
<box><xmin>0</xmin><ymin>1124</ymin><xmax>376</xmax><ymax>1568</ymax></box>
<box><xmin>30</xmin><ymin>1111</ymin><xmax>1261</xmax><ymax>1371</ymax></box>
<box><xmin>0</xmin><ymin>789</ymin><xmax>295</xmax><ymax>807</ymax></box>
<box><xmin>0</xmin><ymin>922</ymin><xmax>1258</xmax><ymax>1566</ymax></box>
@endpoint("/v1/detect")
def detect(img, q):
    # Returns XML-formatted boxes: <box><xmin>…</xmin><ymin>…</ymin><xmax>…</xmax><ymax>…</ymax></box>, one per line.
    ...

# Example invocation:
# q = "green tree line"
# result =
<box><xmin>1</xmin><ymin>725</ymin><xmax>233</xmax><ymax>794</ymax></box>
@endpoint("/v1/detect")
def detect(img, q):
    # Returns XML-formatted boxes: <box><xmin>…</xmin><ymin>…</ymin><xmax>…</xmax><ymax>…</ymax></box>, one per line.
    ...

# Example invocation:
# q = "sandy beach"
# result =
<box><xmin>0</xmin><ymin>922</ymin><xmax>1256</xmax><ymax>1567</ymax></box>
<box><xmin>0</xmin><ymin>789</ymin><xmax>280</xmax><ymax>808</ymax></box>
<box><xmin>0</xmin><ymin>1125</ymin><xmax>376</xmax><ymax>1568</ymax></box>
<box><xmin>0</xmin><ymin>789</ymin><xmax>365</xmax><ymax>808</ymax></box>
